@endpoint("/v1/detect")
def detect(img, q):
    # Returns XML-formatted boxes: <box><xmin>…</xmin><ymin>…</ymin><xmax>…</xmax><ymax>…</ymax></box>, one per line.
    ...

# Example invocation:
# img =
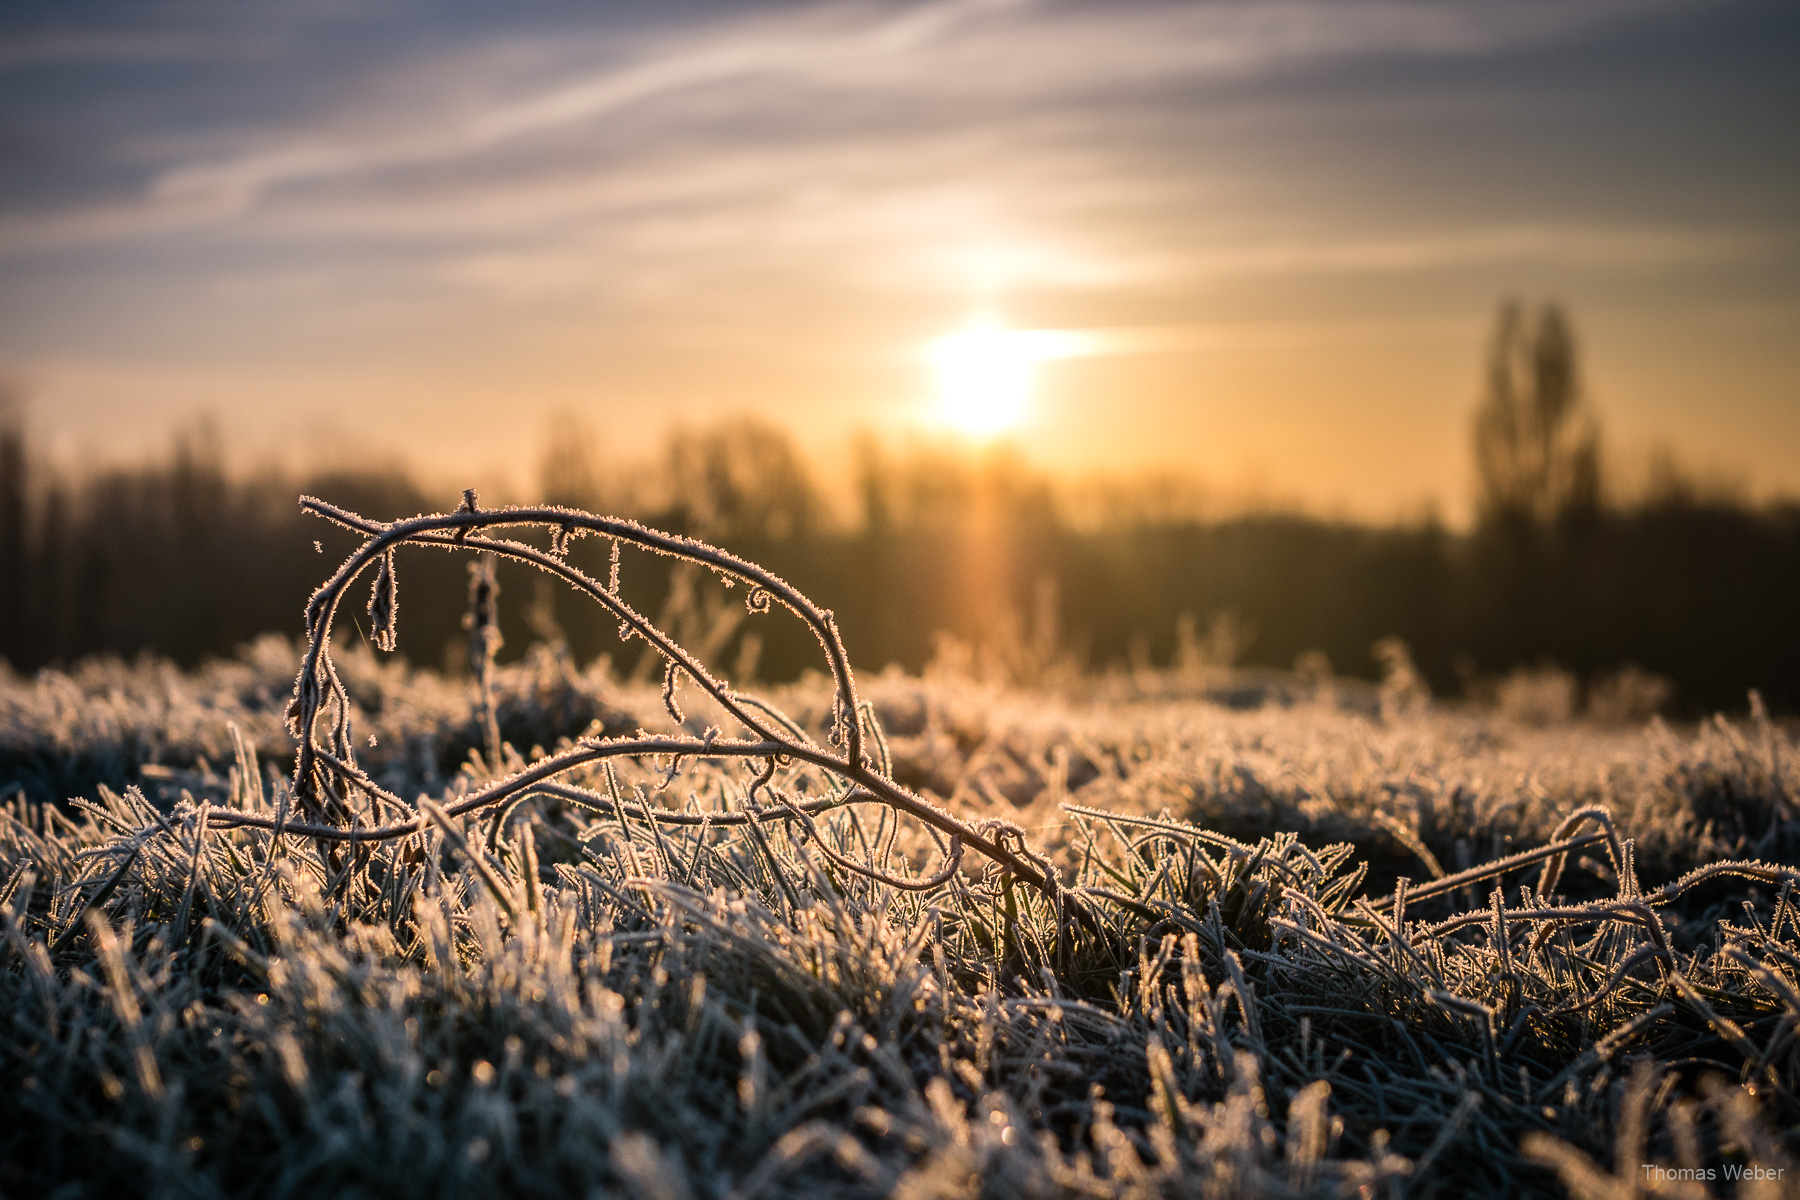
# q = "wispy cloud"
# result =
<box><xmin>0</xmin><ymin>29</ymin><xmax>229</xmax><ymax>70</ymax></box>
<box><xmin>0</xmin><ymin>0</ymin><xmax>1709</xmax><ymax>253</ymax></box>
<box><xmin>2</xmin><ymin>0</ymin><xmax>1793</xmax><ymax>510</ymax></box>
<box><xmin>1182</xmin><ymin>224</ymin><xmax>1786</xmax><ymax>277</ymax></box>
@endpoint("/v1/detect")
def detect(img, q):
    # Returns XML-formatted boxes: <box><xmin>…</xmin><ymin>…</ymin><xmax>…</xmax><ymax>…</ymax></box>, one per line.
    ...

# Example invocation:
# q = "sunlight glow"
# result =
<box><xmin>928</xmin><ymin>317</ymin><xmax>1065</xmax><ymax>436</ymax></box>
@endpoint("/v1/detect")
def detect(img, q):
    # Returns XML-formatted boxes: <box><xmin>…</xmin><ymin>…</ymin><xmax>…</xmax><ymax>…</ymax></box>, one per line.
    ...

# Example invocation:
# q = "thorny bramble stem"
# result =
<box><xmin>277</xmin><ymin>495</ymin><xmax>1098</xmax><ymax>935</ymax></box>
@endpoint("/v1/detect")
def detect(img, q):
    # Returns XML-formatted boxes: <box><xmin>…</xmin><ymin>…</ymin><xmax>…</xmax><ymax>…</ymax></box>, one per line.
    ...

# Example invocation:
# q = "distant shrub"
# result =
<box><xmin>1372</xmin><ymin>635</ymin><xmax>1430</xmax><ymax>721</ymax></box>
<box><xmin>1495</xmin><ymin>662</ymin><xmax>1579</xmax><ymax>727</ymax></box>
<box><xmin>1585</xmin><ymin>663</ymin><xmax>1675</xmax><ymax>726</ymax></box>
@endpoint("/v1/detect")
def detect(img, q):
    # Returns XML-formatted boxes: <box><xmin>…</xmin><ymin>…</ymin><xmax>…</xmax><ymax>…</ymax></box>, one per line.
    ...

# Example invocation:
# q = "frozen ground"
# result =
<box><xmin>2</xmin><ymin>642</ymin><xmax>1796</xmax><ymax>1198</ymax></box>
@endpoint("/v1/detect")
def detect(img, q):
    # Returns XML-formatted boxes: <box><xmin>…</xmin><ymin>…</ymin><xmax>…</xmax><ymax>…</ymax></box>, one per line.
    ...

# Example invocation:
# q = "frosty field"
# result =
<box><xmin>2</xmin><ymin>508</ymin><xmax>1797</xmax><ymax>1199</ymax></box>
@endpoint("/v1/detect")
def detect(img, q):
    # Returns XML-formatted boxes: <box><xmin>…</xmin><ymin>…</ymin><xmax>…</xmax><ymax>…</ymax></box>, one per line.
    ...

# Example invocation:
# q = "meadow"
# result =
<box><xmin>1</xmin><ymin>497</ymin><xmax>1797</xmax><ymax>1199</ymax></box>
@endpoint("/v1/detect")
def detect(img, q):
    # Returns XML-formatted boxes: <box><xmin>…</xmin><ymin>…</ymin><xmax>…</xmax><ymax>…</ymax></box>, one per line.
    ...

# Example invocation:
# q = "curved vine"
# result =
<box><xmin>264</xmin><ymin>493</ymin><xmax>1095</xmax><ymax>934</ymax></box>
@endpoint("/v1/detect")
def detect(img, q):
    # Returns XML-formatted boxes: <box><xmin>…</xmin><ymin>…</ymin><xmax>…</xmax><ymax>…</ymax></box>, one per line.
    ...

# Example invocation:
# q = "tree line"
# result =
<box><xmin>1</xmin><ymin>303</ymin><xmax>1796</xmax><ymax>713</ymax></box>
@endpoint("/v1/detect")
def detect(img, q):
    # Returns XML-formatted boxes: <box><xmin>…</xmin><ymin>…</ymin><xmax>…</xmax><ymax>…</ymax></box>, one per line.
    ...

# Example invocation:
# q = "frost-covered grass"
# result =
<box><xmin>3</xmin><ymin>495</ymin><xmax>1798</xmax><ymax>1199</ymax></box>
<box><xmin>4</xmin><ymin>640</ymin><xmax>1798</xmax><ymax>1199</ymax></box>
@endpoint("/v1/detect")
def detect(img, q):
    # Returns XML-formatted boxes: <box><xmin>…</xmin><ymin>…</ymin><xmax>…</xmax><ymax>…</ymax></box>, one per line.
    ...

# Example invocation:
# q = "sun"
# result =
<box><xmin>928</xmin><ymin>316</ymin><xmax>1040</xmax><ymax>436</ymax></box>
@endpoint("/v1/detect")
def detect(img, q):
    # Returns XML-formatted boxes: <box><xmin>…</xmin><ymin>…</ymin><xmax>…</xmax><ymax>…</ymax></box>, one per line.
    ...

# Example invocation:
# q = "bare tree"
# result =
<box><xmin>1473</xmin><ymin>301</ymin><xmax>1602</xmax><ymax>526</ymax></box>
<box><xmin>0</xmin><ymin>390</ymin><xmax>24</xmax><ymax>667</ymax></box>
<box><xmin>663</xmin><ymin>418</ymin><xmax>820</xmax><ymax>542</ymax></box>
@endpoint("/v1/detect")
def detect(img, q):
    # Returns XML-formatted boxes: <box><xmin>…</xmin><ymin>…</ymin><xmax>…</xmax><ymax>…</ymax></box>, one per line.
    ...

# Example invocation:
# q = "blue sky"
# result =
<box><xmin>1</xmin><ymin>0</ymin><xmax>1795</xmax><ymax>518</ymax></box>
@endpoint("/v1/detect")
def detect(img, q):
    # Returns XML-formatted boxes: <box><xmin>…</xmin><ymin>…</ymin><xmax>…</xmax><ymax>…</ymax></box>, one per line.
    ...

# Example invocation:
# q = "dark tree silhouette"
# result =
<box><xmin>662</xmin><ymin>418</ymin><xmax>820</xmax><ymax>543</ymax></box>
<box><xmin>1473</xmin><ymin>301</ymin><xmax>1602</xmax><ymax>528</ymax></box>
<box><xmin>0</xmin><ymin>394</ymin><xmax>23</xmax><ymax>667</ymax></box>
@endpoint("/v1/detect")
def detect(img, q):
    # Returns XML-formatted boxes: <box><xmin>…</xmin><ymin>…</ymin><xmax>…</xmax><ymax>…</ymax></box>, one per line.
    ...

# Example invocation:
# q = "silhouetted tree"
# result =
<box><xmin>1473</xmin><ymin>301</ymin><xmax>1602</xmax><ymax>528</ymax></box>
<box><xmin>538</xmin><ymin>412</ymin><xmax>605</xmax><ymax>510</ymax></box>
<box><xmin>0</xmin><ymin>394</ymin><xmax>23</xmax><ymax>667</ymax></box>
<box><xmin>662</xmin><ymin>419</ymin><xmax>820</xmax><ymax>543</ymax></box>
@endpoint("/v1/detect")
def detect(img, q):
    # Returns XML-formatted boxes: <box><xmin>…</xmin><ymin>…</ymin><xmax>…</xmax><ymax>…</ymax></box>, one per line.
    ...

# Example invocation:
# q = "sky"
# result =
<box><xmin>0</xmin><ymin>0</ymin><xmax>1796</xmax><ymax>521</ymax></box>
